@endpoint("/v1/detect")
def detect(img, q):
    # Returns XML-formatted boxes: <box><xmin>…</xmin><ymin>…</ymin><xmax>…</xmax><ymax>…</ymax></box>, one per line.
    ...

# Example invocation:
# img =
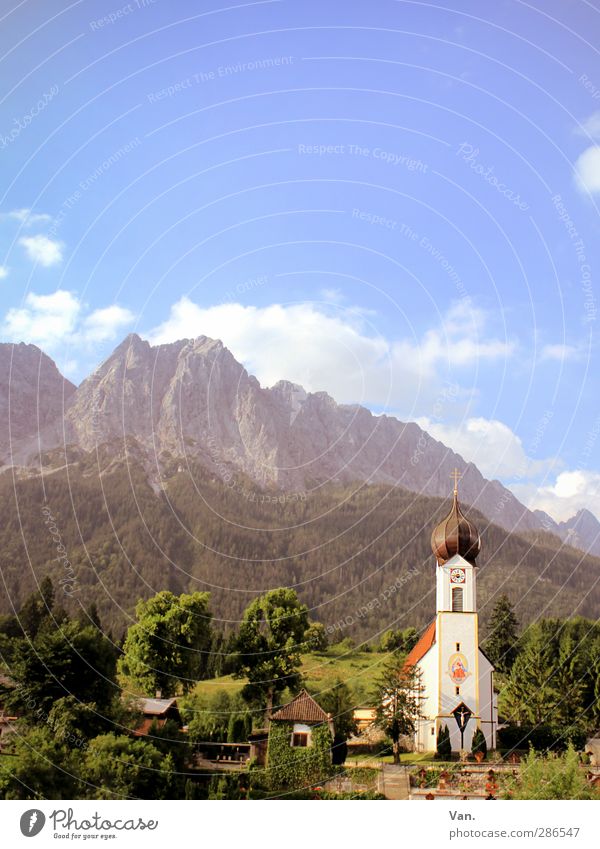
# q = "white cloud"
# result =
<box><xmin>19</xmin><ymin>235</ymin><xmax>63</xmax><ymax>267</ymax></box>
<box><xmin>3</xmin><ymin>290</ymin><xmax>81</xmax><ymax>348</ymax></box>
<box><xmin>576</xmin><ymin>111</ymin><xmax>600</xmax><ymax>140</ymax></box>
<box><xmin>574</xmin><ymin>146</ymin><xmax>600</xmax><ymax>194</ymax></box>
<box><xmin>540</xmin><ymin>343</ymin><xmax>581</xmax><ymax>362</ymax></box>
<box><xmin>6</xmin><ymin>208</ymin><xmax>54</xmax><ymax>226</ymax></box>
<box><xmin>0</xmin><ymin>266</ymin><xmax>8</xmax><ymax>279</ymax></box>
<box><xmin>511</xmin><ymin>470</ymin><xmax>600</xmax><ymax>523</ymax></box>
<box><xmin>148</xmin><ymin>297</ymin><xmax>513</xmax><ymax>414</ymax></box>
<box><xmin>1</xmin><ymin>289</ymin><xmax>134</xmax><ymax>354</ymax></box>
<box><xmin>83</xmin><ymin>305</ymin><xmax>135</xmax><ymax>342</ymax></box>
<box><xmin>320</xmin><ymin>288</ymin><xmax>345</xmax><ymax>303</ymax></box>
<box><xmin>415</xmin><ymin>416</ymin><xmax>557</xmax><ymax>481</ymax></box>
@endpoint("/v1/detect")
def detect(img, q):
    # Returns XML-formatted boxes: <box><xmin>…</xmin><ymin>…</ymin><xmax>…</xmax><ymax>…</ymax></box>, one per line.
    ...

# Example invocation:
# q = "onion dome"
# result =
<box><xmin>431</xmin><ymin>480</ymin><xmax>481</xmax><ymax>565</ymax></box>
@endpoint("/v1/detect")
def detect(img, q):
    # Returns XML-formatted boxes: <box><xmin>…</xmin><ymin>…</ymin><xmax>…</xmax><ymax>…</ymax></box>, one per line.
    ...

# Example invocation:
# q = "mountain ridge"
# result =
<box><xmin>0</xmin><ymin>334</ymin><xmax>595</xmax><ymax>554</ymax></box>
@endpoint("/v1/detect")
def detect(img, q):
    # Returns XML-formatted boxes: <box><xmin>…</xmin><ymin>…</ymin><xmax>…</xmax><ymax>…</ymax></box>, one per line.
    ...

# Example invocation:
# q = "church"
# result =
<box><xmin>405</xmin><ymin>474</ymin><xmax>497</xmax><ymax>753</ymax></box>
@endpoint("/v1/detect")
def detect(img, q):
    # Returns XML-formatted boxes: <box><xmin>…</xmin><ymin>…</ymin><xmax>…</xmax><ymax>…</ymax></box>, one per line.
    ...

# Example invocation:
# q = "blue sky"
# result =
<box><xmin>1</xmin><ymin>0</ymin><xmax>600</xmax><ymax>521</ymax></box>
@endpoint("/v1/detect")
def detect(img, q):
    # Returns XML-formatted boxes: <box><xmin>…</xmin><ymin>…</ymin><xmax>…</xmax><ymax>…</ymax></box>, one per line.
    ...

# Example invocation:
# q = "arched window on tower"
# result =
<box><xmin>452</xmin><ymin>587</ymin><xmax>463</xmax><ymax>612</ymax></box>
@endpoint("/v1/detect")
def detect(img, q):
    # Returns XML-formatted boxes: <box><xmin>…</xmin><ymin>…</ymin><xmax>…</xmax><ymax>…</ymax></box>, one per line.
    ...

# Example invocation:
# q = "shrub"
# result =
<box><xmin>436</xmin><ymin>724</ymin><xmax>452</xmax><ymax>759</ymax></box>
<box><xmin>471</xmin><ymin>728</ymin><xmax>487</xmax><ymax>759</ymax></box>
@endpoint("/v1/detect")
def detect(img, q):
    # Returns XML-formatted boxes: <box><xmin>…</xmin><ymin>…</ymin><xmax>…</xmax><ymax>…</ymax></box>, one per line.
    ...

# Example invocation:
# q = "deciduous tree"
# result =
<box><xmin>118</xmin><ymin>591</ymin><xmax>212</xmax><ymax>697</ymax></box>
<box><xmin>372</xmin><ymin>656</ymin><xmax>422</xmax><ymax>764</ymax></box>
<box><xmin>233</xmin><ymin>588</ymin><xmax>309</xmax><ymax>715</ymax></box>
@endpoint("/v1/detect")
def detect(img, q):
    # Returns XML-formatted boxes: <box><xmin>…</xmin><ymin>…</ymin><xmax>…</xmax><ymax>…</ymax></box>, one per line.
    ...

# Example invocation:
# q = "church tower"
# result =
<box><xmin>406</xmin><ymin>472</ymin><xmax>496</xmax><ymax>753</ymax></box>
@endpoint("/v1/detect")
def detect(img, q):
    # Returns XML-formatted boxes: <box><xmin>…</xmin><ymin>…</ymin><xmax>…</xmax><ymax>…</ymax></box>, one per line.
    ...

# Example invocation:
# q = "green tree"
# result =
<box><xmin>17</xmin><ymin>576</ymin><xmax>56</xmax><ymax>638</ymax></box>
<box><xmin>304</xmin><ymin>622</ymin><xmax>328</xmax><ymax>652</ymax></box>
<box><xmin>436</xmin><ymin>724</ymin><xmax>452</xmax><ymax>759</ymax></box>
<box><xmin>186</xmin><ymin>690</ymin><xmax>232</xmax><ymax>743</ymax></box>
<box><xmin>8</xmin><ymin>619</ymin><xmax>118</xmax><ymax>718</ymax></box>
<box><xmin>146</xmin><ymin>718</ymin><xmax>189</xmax><ymax>774</ymax></box>
<box><xmin>372</xmin><ymin>657</ymin><xmax>423</xmax><ymax>764</ymax></box>
<box><xmin>314</xmin><ymin>678</ymin><xmax>357</xmax><ymax>765</ymax></box>
<box><xmin>380</xmin><ymin>627</ymin><xmax>418</xmax><ymax>654</ymax></box>
<box><xmin>484</xmin><ymin>594</ymin><xmax>519</xmax><ymax>673</ymax></box>
<box><xmin>379</xmin><ymin>629</ymin><xmax>400</xmax><ymax>652</ymax></box>
<box><xmin>499</xmin><ymin>628</ymin><xmax>559</xmax><ymax>726</ymax></box>
<box><xmin>233</xmin><ymin>588</ymin><xmax>309</xmax><ymax>714</ymax></box>
<box><xmin>82</xmin><ymin>733</ymin><xmax>175</xmax><ymax>799</ymax></box>
<box><xmin>47</xmin><ymin>696</ymin><xmax>108</xmax><ymax>743</ymax></box>
<box><xmin>0</xmin><ymin>725</ymin><xmax>81</xmax><ymax>799</ymax></box>
<box><xmin>83</xmin><ymin>602</ymin><xmax>102</xmax><ymax>630</ymax></box>
<box><xmin>504</xmin><ymin>744</ymin><xmax>600</xmax><ymax>800</ymax></box>
<box><xmin>118</xmin><ymin>591</ymin><xmax>212</xmax><ymax>697</ymax></box>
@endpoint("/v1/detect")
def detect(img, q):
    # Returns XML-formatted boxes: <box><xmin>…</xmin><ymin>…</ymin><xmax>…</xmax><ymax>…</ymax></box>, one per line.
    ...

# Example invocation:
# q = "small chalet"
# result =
<box><xmin>248</xmin><ymin>691</ymin><xmax>334</xmax><ymax>769</ymax></box>
<box><xmin>134</xmin><ymin>697</ymin><xmax>183</xmax><ymax>737</ymax></box>
<box><xmin>269</xmin><ymin>688</ymin><xmax>334</xmax><ymax>746</ymax></box>
<box><xmin>266</xmin><ymin>689</ymin><xmax>334</xmax><ymax>789</ymax></box>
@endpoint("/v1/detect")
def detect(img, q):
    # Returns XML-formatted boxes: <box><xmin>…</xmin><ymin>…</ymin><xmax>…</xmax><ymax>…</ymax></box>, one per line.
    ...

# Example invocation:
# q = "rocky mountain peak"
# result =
<box><xmin>0</xmin><ymin>332</ymin><xmax>582</xmax><ymax>539</ymax></box>
<box><xmin>0</xmin><ymin>342</ymin><xmax>76</xmax><ymax>461</ymax></box>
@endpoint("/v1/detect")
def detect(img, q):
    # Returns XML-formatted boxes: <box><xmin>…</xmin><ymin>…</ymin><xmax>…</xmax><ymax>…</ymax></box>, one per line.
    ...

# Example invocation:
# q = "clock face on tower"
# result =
<box><xmin>450</xmin><ymin>567</ymin><xmax>466</xmax><ymax>584</ymax></box>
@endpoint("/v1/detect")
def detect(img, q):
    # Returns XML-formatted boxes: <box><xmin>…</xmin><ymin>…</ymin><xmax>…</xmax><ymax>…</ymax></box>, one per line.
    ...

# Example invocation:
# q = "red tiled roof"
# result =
<box><xmin>270</xmin><ymin>689</ymin><xmax>329</xmax><ymax>724</ymax></box>
<box><xmin>404</xmin><ymin>620</ymin><xmax>436</xmax><ymax>668</ymax></box>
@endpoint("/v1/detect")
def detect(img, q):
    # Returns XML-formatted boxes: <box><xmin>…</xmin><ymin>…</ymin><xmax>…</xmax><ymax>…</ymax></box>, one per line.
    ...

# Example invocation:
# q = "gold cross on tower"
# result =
<box><xmin>451</xmin><ymin>467</ymin><xmax>462</xmax><ymax>495</ymax></box>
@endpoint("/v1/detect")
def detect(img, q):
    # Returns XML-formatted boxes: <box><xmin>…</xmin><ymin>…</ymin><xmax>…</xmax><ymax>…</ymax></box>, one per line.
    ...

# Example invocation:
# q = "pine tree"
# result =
<box><xmin>484</xmin><ymin>594</ymin><xmax>519</xmax><ymax>673</ymax></box>
<box><xmin>499</xmin><ymin>629</ymin><xmax>560</xmax><ymax>726</ymax></box>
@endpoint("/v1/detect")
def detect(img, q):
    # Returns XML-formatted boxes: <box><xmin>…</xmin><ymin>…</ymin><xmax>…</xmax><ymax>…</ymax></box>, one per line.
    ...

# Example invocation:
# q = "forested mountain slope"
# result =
<box><xmin>0</xmin><ymin>455</ymin><xmax>596</xmax><ymax>642</ymax></box>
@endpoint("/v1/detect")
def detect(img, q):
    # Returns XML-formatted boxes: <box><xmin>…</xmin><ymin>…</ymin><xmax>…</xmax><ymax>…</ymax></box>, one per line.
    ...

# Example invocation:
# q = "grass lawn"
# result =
<box><xmin>301</xmin><ymin>646</ymin><xmax>388</xmax><ymax>702</ymax></box>
<box><xmin>346</xmin><ymin>751</ymin><xmax>438</xmax><ymax>766</ymax></box>
<box><xmin>191</xmin><ymin>646</ymin><xmax>390</xmax><ymax>703</ymax></box>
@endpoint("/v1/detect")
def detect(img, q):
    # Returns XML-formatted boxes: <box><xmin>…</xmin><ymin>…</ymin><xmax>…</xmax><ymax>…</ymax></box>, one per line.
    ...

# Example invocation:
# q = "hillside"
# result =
<box><xmin>0</xmin><ymin>454</ymin><xmax>597</xmax><ymax>642</ymax></box>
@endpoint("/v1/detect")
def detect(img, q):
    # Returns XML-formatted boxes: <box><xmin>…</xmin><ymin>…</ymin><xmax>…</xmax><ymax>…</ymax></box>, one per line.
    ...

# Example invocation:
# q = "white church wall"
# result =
<box><xmin>438</xmin><ymin>611</ymin><xmax>480</xmax><ymax>751</ymax></box>
<box><xmin>436</xmin><ymin>554</ymin><xmax>476</xmax><ymax>612</ymax></box>
<box><xmin>478</xmin><ymin>650</ymin><xmax>496</xmax><ymax>750</ymax></box>
<box><xmin>415</xmin><ymin>644</ymin><xmax>438</xmax><ymax>752</ymax></box>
